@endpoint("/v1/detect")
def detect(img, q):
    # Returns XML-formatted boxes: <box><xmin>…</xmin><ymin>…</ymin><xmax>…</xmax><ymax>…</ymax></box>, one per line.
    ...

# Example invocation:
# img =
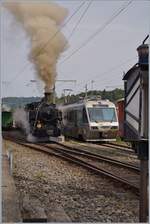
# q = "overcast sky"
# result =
<box><xmin>1</xmin><ymin>0</ymin><xmax>150</xmax><ymax>97</ymax></box>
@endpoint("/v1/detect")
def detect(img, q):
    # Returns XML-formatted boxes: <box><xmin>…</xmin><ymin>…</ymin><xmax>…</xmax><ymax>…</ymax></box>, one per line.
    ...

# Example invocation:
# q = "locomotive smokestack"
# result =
<box><xmin>44</xmin><ymin>91</ymin><xmax>54</xmax><ymax>104</ymax></box>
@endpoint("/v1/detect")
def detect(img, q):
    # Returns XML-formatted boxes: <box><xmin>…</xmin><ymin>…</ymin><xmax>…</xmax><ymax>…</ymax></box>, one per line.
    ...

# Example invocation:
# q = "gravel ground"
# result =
<box><xmin>3</xmin><ymin>140</ymin><xmax>139</xmax><ymax>222</ymax></box>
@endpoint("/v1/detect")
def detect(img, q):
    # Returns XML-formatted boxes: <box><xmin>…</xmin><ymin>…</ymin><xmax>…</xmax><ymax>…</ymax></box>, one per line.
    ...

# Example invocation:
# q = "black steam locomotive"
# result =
<box><xmin>25</xmin><ymin>92</ymin><xmax>62</xmax><ymax>140</ymax></box>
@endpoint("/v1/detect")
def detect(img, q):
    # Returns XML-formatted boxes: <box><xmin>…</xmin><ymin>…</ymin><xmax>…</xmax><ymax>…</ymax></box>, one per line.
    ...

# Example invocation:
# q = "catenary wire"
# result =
<box><xmin>67</xmin><ymin>1</ymin><xmax>92</xmax><ymax>41</ymax></box>
<box><xmin>54</xmin><ymin>1</ymin><xmax>93</xmax><ymax>91</ymax></box>
<box><xmin>75</xmin><ymin>56</ymin><xmax>136</xmax><ymax>88</ymax></box>
<box><xmin>5</xmin><ymin>1</ymin><xmax>133</xmax><ymax>98</ymax></box>
<box><xmin>57</xmin><ymin>56</ymin><xmax>136</xmax><ymax>94</ymax></box>
<box><xmin>60</xmin><ymin>0</ymin><xmax>133</xmax><ymax>65</ymax></box>
<box><xmin>55</xmin><ymin>0</ymin><xmax>133</xmax><ymax>91</ymax></box>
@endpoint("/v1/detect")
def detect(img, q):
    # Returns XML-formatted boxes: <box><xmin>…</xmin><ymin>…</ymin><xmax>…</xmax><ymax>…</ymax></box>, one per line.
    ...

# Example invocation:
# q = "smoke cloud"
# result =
<box><xmin>4</xmin><ymin>1</ymin><xmax>68</xmax><ymax>92</ymax></box>
<box><xmin>13</xmin><ymin>108</ymin><xmax>37</xmax><ymax>142</ymax></box>
<box><xmin>13</xmin><ymin>108</ymin><xmax>30</xmax><ymax>134</ymax></box>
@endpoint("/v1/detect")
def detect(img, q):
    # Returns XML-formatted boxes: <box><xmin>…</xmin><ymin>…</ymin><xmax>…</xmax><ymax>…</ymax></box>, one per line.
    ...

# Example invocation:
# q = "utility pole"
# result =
<box><xmin>85</xmin><ymin>84</ymin><xmax>88</xmax><ymax>99</ymax></box>
<box><xmin>91</xmin><ymin>80</ymin><xmax>94</xmax><ymax>90</ymax></box>
<box><xmin>56</xmin><ymin>79</ymin><xmax>76</xmax><ymax>95</ymax></box>
<box><xmin>56</xmin><ymin>79</ymin><xmax>76</xmax><ymax>103</ymax></box>
<box><xmin>63</xmin><ymin>89</ymin><xmax>73</xmax><ymax>103</ymax></box>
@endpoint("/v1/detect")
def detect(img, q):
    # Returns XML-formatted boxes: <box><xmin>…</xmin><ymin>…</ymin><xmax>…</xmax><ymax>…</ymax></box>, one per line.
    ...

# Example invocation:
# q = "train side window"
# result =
<box><xmin>74</xmin><ymin>110</ymin><xmax>77</xmax><ymax>125</ymax></box>
<box><xmin>69</xmin><ymin>111</ymin><xmax>72</xmax><ymax>122</ymax></box>
<box><xmin>68</xmin><ymin>110</ymin><xmax>76</xmax><ymax>123</ymax></box>
<box><xmin>83</xmin><ymin>108</ymin><xmax>88</xmax><ymax>123</ymax></box>
<box><xmin>76</xmin><ymin>110</ymin><xmax>82</xmax><ymax>126</ymax></box>
<box><xmin>67</xmin><ymin>111</ymin><xmax>71</xmax><ymax>122</ymax></box>
<box><xmin>72</xmin><ymin>110</ymin><xmax>75</xmax><ymax>123</ymax></box>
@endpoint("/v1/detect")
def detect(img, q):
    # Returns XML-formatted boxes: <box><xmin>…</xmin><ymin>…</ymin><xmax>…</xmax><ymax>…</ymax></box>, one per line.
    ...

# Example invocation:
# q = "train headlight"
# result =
<box><xmin>91</xmin><ymin>126</ymin><xmax>98</xmax><ymax>130</ymax></box>
<box><xmin>37</xmin><ymin>122</ymin><xmax>42</xmax><ymax>128</ymax></box>
<box><xmin>111</xmin><ymin>126</ymin><xmax>118</xmax><ymax>130</ymax></box>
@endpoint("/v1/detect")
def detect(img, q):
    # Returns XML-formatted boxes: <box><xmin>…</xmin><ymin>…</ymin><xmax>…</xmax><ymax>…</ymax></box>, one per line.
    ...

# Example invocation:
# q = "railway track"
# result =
<box><xmin>99</xmin><ymin>142</ymin><xmax>135</xmax><ymax>155</ymax></box>
<box><xmin>4</xmin><ymin>136</ymin><xmax>140</xmax><ymax>195</ymax></box>
<box><xmin>65</xmin><ymin>138</ymin><xmax>136</xmax><ymax>157</ymax></box>
<box><xmin>88</xmin><ymin>143</ymin><xmax>137</xmax><ymax>157</ymax></box>
<box><xmin>63</xmin><ymin>140</ymin><xmax>138</xmax><ymax>169</ymax></box>
<box><xmin>105</xmin><ymin>142</ymin><xmax>132</xmax><ymax>150</ymax></box>
<box><xmin>52</xmin><ymin>142</ymin><xmax>139</xmax><ymax>172</ymax></box>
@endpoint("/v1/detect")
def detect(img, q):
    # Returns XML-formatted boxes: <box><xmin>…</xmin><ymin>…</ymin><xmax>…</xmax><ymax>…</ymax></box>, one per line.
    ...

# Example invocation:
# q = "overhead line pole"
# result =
<box><xmin>55</xmin><ymin>79</ymin><xmax>77</xmax><ymax>103</ymax></box>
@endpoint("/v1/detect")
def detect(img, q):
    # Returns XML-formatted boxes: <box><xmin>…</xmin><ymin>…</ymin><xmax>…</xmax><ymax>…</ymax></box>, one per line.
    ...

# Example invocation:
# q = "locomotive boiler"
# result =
<box><xmin>25</xmin><ymin>91</ymin><xmax>62</xmax><ymax>141</ymax></box>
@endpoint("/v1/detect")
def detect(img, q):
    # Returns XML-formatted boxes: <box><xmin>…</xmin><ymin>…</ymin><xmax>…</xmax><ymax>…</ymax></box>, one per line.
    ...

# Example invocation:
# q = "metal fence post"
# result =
<box><xmin>8</xmin><ymin>150</ymin><xmax>13</xmax><ymax>176</ymax></box>
<box><xmin>139</xmin><ymin>159</ymin><xmax>148</xmax><ymax>222</ymax></box>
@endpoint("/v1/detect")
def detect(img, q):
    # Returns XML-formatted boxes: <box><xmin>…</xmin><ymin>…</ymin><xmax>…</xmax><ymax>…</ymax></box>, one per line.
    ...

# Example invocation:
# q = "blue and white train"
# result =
<box><xmin>60</xmin><ymin>98</ymin><xmax>119</xmax><ymax>141</ymax></box>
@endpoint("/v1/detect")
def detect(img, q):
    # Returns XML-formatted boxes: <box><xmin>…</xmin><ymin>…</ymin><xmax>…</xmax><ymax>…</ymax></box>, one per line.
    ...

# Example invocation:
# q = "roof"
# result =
<box><xmin>123</xmin><ymin>63</ymin><xmax>139</xmax><ymax>80</ymax></box>
<box><xmin>60</xmin><ymin>99</ymin><xmax>116</xmax><ymax>110</ymax></box>
<box><xmin>116</xmin><ymin>98</ymin><xmax>124</xmax><ymax>103</ymax></box>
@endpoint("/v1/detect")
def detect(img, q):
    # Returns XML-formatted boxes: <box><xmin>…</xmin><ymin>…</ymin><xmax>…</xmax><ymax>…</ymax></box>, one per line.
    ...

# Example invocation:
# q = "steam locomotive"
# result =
<box><xmin>25</xmin><ymin>92</ymin><xmax>62</xmax><ymax>141</ymax></box>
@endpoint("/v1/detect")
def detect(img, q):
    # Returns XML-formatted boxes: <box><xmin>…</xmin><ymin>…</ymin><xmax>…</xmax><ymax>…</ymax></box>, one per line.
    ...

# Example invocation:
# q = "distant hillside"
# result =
<box><xmin>58</xmin><ymin>88</ymin><xmax>124</xmax><ymax>104</ymax></box>
<box><xmin>2</xmin><ymin>88</ymin><xmax>124</xmax><ymax>109</ymax></box>
<box><xmin>2</xmin><ymin>97</ymin><xmax>41</xmax><ymax>109</ymax></box>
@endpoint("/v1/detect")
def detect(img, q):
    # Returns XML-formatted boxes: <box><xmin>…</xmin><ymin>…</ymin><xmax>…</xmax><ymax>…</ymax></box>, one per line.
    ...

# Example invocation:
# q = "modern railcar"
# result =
<box><xmin>60</xmin><ymin>98</ymin><xmax>119</xmax><ymax>141</ymax></box>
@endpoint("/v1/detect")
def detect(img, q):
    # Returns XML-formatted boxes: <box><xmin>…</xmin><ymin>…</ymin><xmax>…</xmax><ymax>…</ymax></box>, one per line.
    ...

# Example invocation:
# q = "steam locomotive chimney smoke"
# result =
<box><xmin>4</xmin><ymin>2</ymin><xmax>68</xmax><ymax>91</ymax></box>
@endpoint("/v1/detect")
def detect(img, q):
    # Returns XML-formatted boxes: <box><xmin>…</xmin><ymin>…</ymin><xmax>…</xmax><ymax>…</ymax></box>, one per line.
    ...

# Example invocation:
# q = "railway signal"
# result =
<box><xmin>123</xmin><ymin>35</ymin><xmax>149</xmax><ymax>222</ymax></box>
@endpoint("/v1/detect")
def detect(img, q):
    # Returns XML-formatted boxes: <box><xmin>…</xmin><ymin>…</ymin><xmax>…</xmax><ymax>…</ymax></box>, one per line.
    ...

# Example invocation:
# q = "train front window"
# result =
<box><xmin>88</xmin><ymin>107</ymin><xmax>117</xmax><ymax>122</ymax></box>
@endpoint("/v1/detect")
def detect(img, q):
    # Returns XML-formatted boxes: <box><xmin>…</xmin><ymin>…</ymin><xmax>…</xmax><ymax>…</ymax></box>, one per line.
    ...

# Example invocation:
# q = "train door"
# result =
<box><xmin>81</xmin><ymin>107</ymin><xmax>89</xmax><ymax>140</ymax></box>
<box><xmin>76</xmin><ymin>108</ymin><xmax>83</xmax><ymax>138</ymax></box>
<box><xmin>75</xmin><ymin>106</ymin><xmax>89</xmax><ymax>140</ymax></box>
<box><xmin>67</xmin><ymin>109</ymin><xmax>76</xmax><ymax>137</ymax></box>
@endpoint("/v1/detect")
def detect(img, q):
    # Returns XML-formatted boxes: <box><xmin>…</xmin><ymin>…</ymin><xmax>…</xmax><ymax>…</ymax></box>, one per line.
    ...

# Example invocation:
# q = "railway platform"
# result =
<box><xmin>2</xmin><ymin>145</ymin><xmax>22</xmax><ymax>223</ymax></box>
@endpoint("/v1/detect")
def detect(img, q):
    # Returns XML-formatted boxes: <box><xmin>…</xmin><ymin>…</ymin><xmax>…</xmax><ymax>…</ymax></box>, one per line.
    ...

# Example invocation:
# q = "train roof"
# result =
<box><xmin>116</xmin><ymin>98</ymin><xmax>124</xmax><ymax>103</ymax></box>
<box><xmin>60</xmin><ymin>99</ymin><xmax>116</xmax><ymax>110</ymax></box>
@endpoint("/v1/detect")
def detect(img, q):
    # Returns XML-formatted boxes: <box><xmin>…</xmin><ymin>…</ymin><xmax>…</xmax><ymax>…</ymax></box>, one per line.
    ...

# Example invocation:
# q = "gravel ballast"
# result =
<box><xmin>3</xmin><ymin>140</ymin><xmax>139</xmax><ymax>222</ymax></box>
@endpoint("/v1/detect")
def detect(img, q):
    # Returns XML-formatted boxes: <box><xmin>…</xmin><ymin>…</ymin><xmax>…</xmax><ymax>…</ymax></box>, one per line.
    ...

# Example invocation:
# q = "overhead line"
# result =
<box><xmin>55</xmin><ymin>1</ymin><xmax>93</xmax><ymax>90</ymax></box>
<box><xmin>67</xmin><ymin>1</ymin><xmax>92</xmax><ymax>40</ymax></box>
<box><xmin>33</xmin><ymin>1</ymin><xmax>86</xmax><ymax>58</ymax></box>
<box><xmin>60</xmin><ymin>0</ymin><xmax>133</xmax><ymax>65</ymax></box>
<box><xmin>76</xmin><ymin>56</ymin><xmax>136</xmax><ymax>88</ymax></box>
<box><xmin>57</xmin><ymin>56</ymin><xmax>136</xmax><ymax>93</ymax></box>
